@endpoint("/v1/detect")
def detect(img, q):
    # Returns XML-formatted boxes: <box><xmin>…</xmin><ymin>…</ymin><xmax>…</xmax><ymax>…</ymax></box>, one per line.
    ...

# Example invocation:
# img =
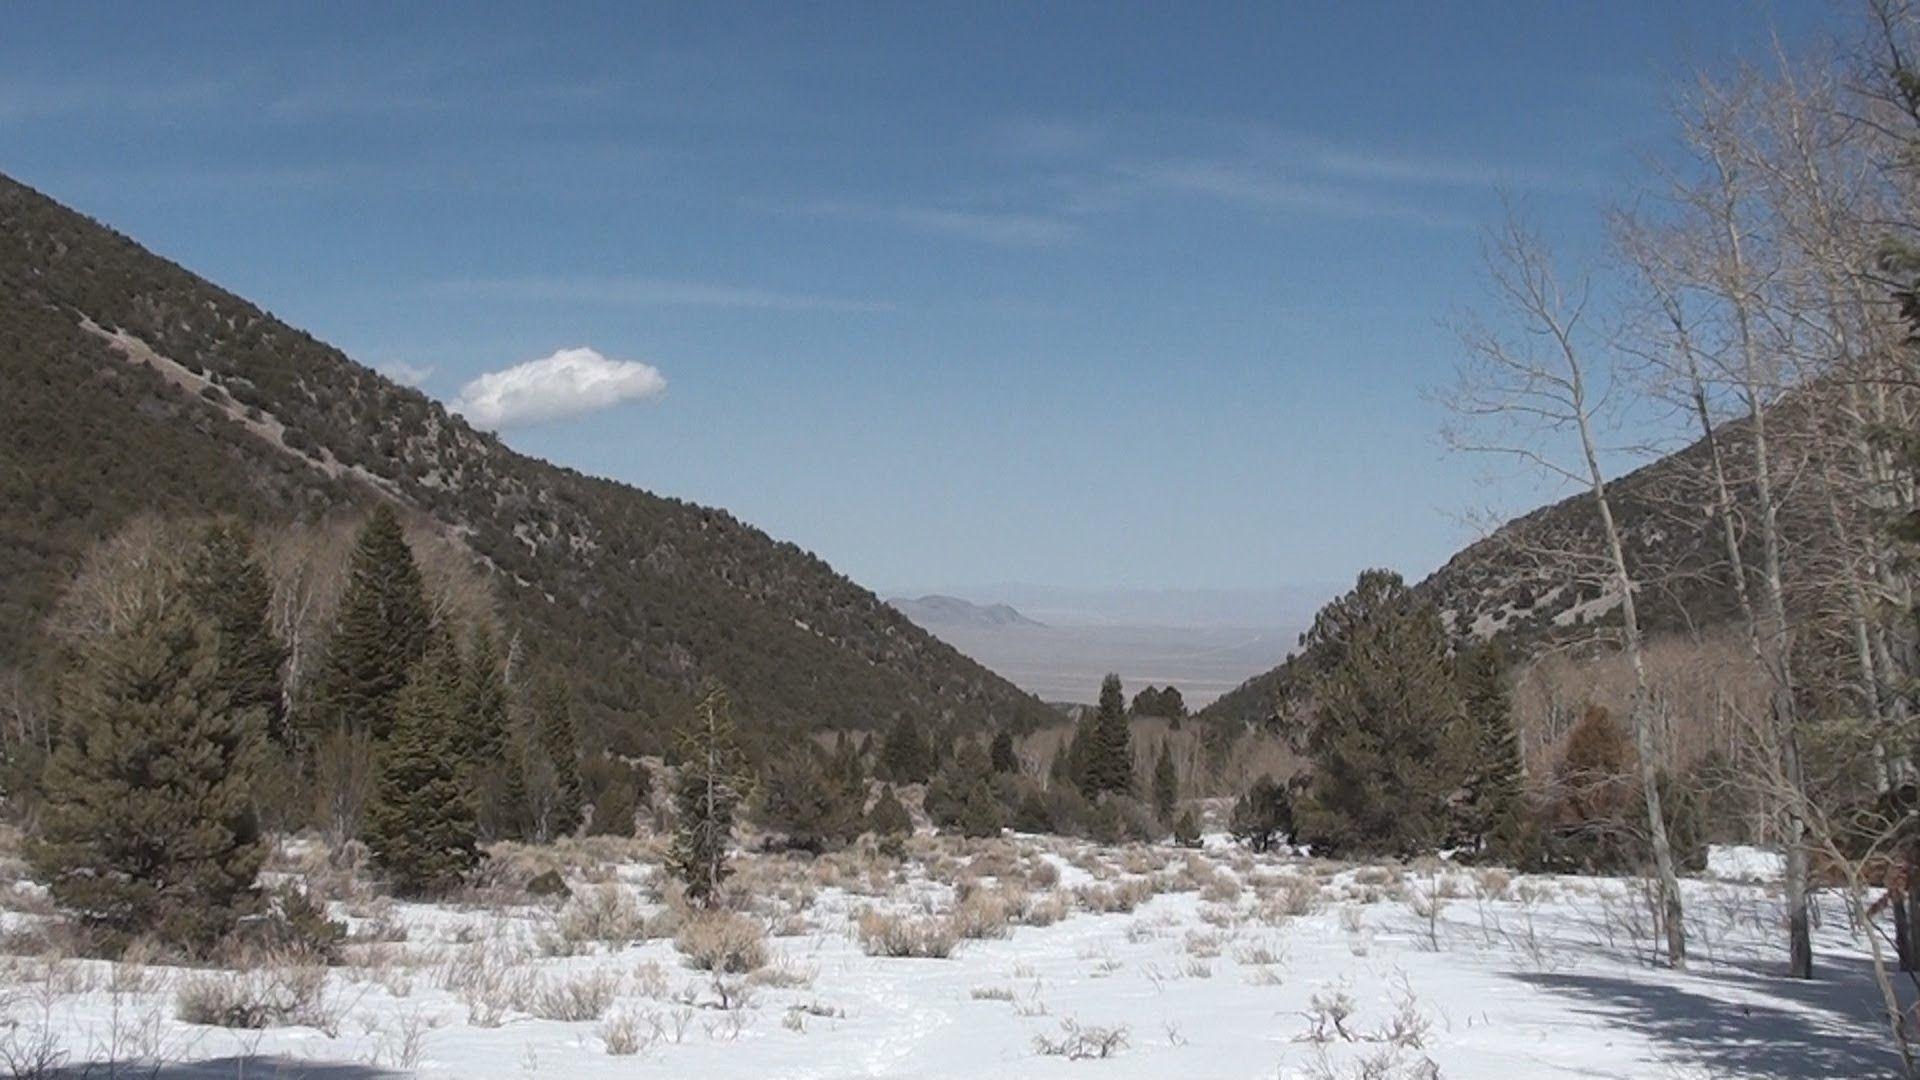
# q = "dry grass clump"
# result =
<box><xmin>1199</xmin><ymin>875</ymin><xmax>1243</xmax><ymax>904</ymax></box>
<box><xmin>673</xmin><ymin>911</ymin><xmax>768</xmax><ymax>974</ymax></box>
<box><xmin>1023</xmin><ymin>890</ymin><xmax>1072</xmax><ymax>927</ymax></box>
<box><xmin>1183</xmin><ymin>930</ymin><xmax>1223</xmax><ymax>958</ymax></box>
<box><xmin>856</xmin><ymin>910</ymin><xmax>961</xmax><ymax>959</ymax></box>
<box><xmin>1474</xmin><ymin>868</ymin><xmax>1513</xmax><ymax>900</ymax></box>
<box><xmin>1263</xmin><ymin>874</ymin><xmax>1325</xmax><ymax>919</ymax></box>
<box><xmin>1073</xmin><ymin>877</ymin><xmax>1156</xmax><ymax>915</ymax></box>
<box><xmin>174</xmin><ymin>953</ymin><xmax>337</xmax><ymax>1032</ymax></box>
<box><xmin>526</xmin><ymin>969</ymin><xmax>621</xmax><ymax>1021</ymax></box>
<box><xmin>437</xmin><ymin>941</ymin><xmax>536</xmax><ymax>1027</ymax></box>
<box><xmin>746</xmin><ymin>954</ymin><xmax>816</xmax><ymax>990</ymax></box>
<box><xmin>550</xmin><ymin>884</ymin><xmax>653</xmax><ymax>949</ymax></box>
<box><xmin>1352</xmin><ymin>865</ymin><xmax>1402</xmax><ymax>888</ymax></box>
<box><xmin>951</xmin><ymin>885</ymin><xmax>1025</xmax><ymax>940</ymax></box>
<box><xmin>599</xmin><ymin>1007</ymin><xmax>656</xmax><ymax>1056</ymax></box>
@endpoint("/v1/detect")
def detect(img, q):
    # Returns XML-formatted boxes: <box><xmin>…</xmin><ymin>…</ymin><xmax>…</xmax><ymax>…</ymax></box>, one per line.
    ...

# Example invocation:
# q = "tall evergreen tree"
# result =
<box><xmin>879</xmin><ymin>714</ymin><xmax>933</xmax><ymax>784</ymax></box>
<box><xmin>1152</xmin><ymin>742</ymin><xmax>1178</xmax><ymax>822</ymax></box>
<box><xmin>669</xmin><ymin>683</ymin><xmax>752</xmax><ymax>906</ymax></box>
<box><xmin>307</xmin><ymin>506</ymin><xmax>431</xmax><ymax>743</ymax></box>
<box><xmin>363</xmin><ymin>638</ymin><xmax>481</xmax><ymax>896</ymax></box>
<box><xmin>865</xmin><ymin>782</ymin><xmax>912</xmax><ymax>838</ymax></box>
<box><xmin>1299</xmin><ymin>577</ymin><xmax>1468</xmax><ymax>857</ymax></box>
<box><xmin>532</xmin><ymin>679</ymin><xmax>585</xmax><ymax>838</ymax></box>
<box><xmin>1084</xmin><ymin>673</ymin><xmax>1134</xmax><ymax>797</ymax></box>
<box><xmin>989</xmin><ymin>728</ymin><xmax>1018</xmax><ymax>774</ymax></box>
<box><xmin>28</xmin><ymin>585</ymin><xmax>268</xmax><ymax>954</ymax></box>
<box><xmin>459</xmin><ymin>628</ymin><xmax>517</xmax><ymax>838</ymax></box>
<box><xmin>1456</xmin><ymin>643</ymin><xmax>1527</xmax><ymax>860</ymax></box>
<box><xmin>183</xmin><ymin>521</ymin><xmax>288</xmax><ymax>747</ymax></box>
<box><xmin>458</xmin><ymin>627</ymin><xmax>510</xmax><ymax>769</ymax></box>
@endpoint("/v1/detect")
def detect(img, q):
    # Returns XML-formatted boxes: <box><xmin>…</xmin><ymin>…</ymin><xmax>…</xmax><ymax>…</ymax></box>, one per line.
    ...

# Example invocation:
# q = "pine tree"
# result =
<box><xmin>532</xmin><ymin>679</ymin><xmax>584</xmax><ymax>838</ymax></box>
<box><xmin>183</xmin><ymin>521</ymin><xmax>287</xmax><ymax>747</ymax></box>
<box><xmin>989</xmin><ymin>728</ymin><xmax>1018</xmax><ymax>774</ymax></box>
<box><xmin>1229</xmin><ymin>775</ymin><xmax>1294</xmax><ymax>853</ymax></box>
<box><xmin>756</xmin><ymin>748</ymin><xmax>859</xmax><ymax>851</ymax></box>
<box><xmin>458</xmin><ymin>628</ymin><xmax>510</xmax><ymax>770</ymax></box>
<box><xmin>958</xmin><ymin>776</ymin><xmax>1006</xmax><ymax>838</ymax></box>
<box><xmin>458</xmin><ymin>628</ymin><xmax>514</xmax><ymax>836</ymax></box>
<box><xmin>582</xmin><ymin>755</ymin><xmax>647</xmax><ymax>837</ymax></box>
<box><xmin>1085</xmin><ymin>674</ymin><xmax>1134</xmax><ymax>797</ymax></box>
<box><xmin>1152</xmin><ymin>742</ymin><xmax>1178</xmax><ymax>823</ymax></box>
<box><xmin>307</xmin><ymin>506</ymin><xmax>431</xmax><ymax>743</ymax></box>
<box><xmin>669</xmin><ymin>683</ymin><xmax>751</xmax><ymax>906</ymax></box>
<box><xmin>927</xmin><ymin>739</ymin><xmax>995</xmax><ymax>831</ymax></box>
<box><xmin>1160</xmin><ymin>686</ymin><xmax>1186</xmax><ymax>720</ymax></box>
<box><xmin>1456</xmin><ymin>643</ymin><xmax>1527</xmax><ymax>860</ymax></box>
<box><xmin>1299</xmin><ymin>575</ymin><xmax>1468</xmax><ymax>857</ymax></box>
<box><xmin>28</xmin><ymin>585</ymin><xmax>269</xmax><ymax>954</ymax></box>
<box><xmin>866</xmin><ymin>783</ymin><xmax>912</xmax><ymax>837</ymax></box>
<box><xmin>1172</xmin><ymin>808</ymin><xmax>1202</xmax><ymax>848</ymax></box>
<box><xmin>879</xmin><ymin>714</ymin><xmax>932</xmax><ymax>784</ymax></box>
<box><xmin>363</xmin><ymin>638</ymin><xmax>481</xmax><ymax>896</ymax></box>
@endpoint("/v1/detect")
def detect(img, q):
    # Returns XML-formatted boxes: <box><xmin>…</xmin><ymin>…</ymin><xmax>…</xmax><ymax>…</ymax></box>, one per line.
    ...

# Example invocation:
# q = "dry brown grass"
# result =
<box><xmin>673</xmin><ymin>911</ymin><xmax>767</xmax><ymax>974</ymax></box>
<box><xmin>855</xmin><ymin>910</ymin><xmax>961</xmax><ymax>958</ymax></box>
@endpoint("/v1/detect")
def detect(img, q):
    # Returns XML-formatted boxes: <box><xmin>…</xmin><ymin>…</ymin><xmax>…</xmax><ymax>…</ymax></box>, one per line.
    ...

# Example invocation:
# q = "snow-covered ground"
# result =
<box><xmin>0</xmin><ymin>834</ymin><xmax>1901</xmax><ymax>1078</ymax></box>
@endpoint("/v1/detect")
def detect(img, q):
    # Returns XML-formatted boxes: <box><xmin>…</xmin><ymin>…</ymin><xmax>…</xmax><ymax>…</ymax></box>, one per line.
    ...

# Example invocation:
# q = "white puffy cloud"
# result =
<box><xmin>451</xmin><ymin>346</ymin><xmax>666</xmax><ymax>429</ymax></box>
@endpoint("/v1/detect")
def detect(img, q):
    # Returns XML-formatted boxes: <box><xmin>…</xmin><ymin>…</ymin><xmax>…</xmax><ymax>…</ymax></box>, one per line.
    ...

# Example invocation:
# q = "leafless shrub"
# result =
<box><xmin>1023</xmin><ymin>890</ymin><xmax>1071</xmax><ymax>927</ymax></box>
<box><xmin>673</xmin><ymin>911</ymin><xmax>768</xmax><ymax>973</ymax></box>
<box><xmin>526</xmin><ymin>968</ymin><xmax>621</xmax><ymax>1021</ymax></box>
<box><xmin>1405</xmin><ymin>875</ymin><xmax>1449</xmax><ymax>951</ymax></box>
<box><xmin>1299</xmin><ymin>985</ymin><xmax>1359</xmax><ymax>1044</ymax></box>
<box><xmin>599</xmin><ymin>1006</ymin><xmax>658</xmax><ymax>1056</ymax></box>
<box><xmin>551</xmin><ymin>884</ymin><xmax>652</xmax><ymax>949</ymax></box>
<box><xmin>1033</xmin><ymin>1019</ymin><xmax>1129</xmax><ymax>1060</ymax></box>
<box><xmin>173</xmin><ymin>954</ymin><xmax>340</xmax><ymax>1033</ymax></box>
<box><xmin>856</xmin><ymin>910</ymin><xmax>960</xmax><ymax>958</ymax></box>
<box><xmin>951</xmin><ymin>887</ymin><xmax>1019</xmax><ymax>940</ymax></box>
<box><xmin>971</xmin><ymin>985</ymin><xmax>1015</xmax><ymax>1001</ymax></box>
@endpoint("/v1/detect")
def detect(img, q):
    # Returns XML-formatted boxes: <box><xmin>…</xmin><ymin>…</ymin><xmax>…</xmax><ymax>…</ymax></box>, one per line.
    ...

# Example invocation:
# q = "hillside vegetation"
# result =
<box><xmin>0</xmin><ymin>173</ymin><xmax>1053</xmax><ymax>749</ymax></box>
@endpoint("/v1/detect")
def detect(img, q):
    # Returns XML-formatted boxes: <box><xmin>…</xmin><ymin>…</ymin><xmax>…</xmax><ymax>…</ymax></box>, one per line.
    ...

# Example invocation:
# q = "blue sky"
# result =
<box><xmin>2</xmin><ymin>2</ymin><xmax>1844</xmax><ymax>601</ymax></box>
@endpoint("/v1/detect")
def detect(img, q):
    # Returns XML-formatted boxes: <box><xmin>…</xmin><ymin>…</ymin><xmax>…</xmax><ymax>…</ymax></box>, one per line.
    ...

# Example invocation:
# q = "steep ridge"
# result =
<box><xmin>0</xmin><ymin>173</ymin><xmax>1054</xmax><ymax>748</ymax></box>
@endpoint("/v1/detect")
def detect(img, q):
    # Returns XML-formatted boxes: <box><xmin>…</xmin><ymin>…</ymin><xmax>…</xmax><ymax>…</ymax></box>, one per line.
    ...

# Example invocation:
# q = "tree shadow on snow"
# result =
<box><xmin>53</xmin><ymin>1058</ymin><xmax>403</xmax><ymax>1079</ymax></box>
<box><xmin>1513</xmin><ymin>961</ymin><xmax>1902</xmax><ymax>1079</ymax></box>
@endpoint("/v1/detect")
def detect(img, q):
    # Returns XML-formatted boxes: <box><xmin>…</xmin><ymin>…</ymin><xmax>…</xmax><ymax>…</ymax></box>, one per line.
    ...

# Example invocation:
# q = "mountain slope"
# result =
<box><xmin>0</xmin><ymin>173</ymin><xmax>1054</xmax><ymax>747</ymax></box>
<box><xmin>1200</xmin><ymin>426</ymin><xmax>1753</xmax><ymax>726</ymax></box>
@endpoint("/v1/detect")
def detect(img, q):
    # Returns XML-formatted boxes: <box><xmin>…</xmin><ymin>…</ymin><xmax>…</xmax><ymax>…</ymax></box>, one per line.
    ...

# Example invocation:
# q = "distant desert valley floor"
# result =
<box><xmin>888</xmin><ymin>590</ymin><xmax>1315</xmax><ymax>706</ymax></box>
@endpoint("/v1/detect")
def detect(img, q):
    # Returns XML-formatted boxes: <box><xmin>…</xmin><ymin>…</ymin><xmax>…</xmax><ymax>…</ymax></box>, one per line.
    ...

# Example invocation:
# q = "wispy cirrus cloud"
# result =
<box><xmin>1103</xmin><ymin>160</ymin><xmax>1475</xmax><ymax>228</ymax></box>
<box><xmin>451</xmin><ymin>346</ymin><xmax>666</xmax><ymax>429</ymax></box>
<box><xmin>803</xmin><ymin>201</ymin><xmax>1079</xmax><ymax>247</ymax></box>
<box><xmin>428</xmin><ymin>276</ymin><xmax>895</xmax><ymax>313</ymax></box>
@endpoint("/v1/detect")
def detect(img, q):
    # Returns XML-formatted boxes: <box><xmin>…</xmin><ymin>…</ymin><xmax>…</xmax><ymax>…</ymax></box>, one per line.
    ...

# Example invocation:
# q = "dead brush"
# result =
<box><xmin>673</xmin><ymin>911</ymin><xmax>768</xmax><ymax>974</ymax></box>
<box><xmin>1033</xmin><ymin>1019</ymin><xmax>1129</xmax><ymax>1060</ymax></box>
<box><xmin>1022</xmin><ymin>890</ymin><xmax>1071</xmax><ymax>927</ymax></box>
<box><xmin>1073</xmin><ymin>877</ymin><xmax>1156</xmax><ymax>915</ymax></box>
<box><xmin>1265</xmin><ymin>874</ymin><xmax>1326</xmax><ymax>918</ymax></box>
<box><xmin>524</xmin><ymin>968</ymin><xmax>621</xmax><ymax>1022</ymax></box>
<box><xmin>549</xmin><ymin>884</ymin><xmax>652</xmax><ymax>950</ymax></box>
<box><xmin>950</xmin><ymin>885</ymin><xmax>1023</xmax><ymax>940</ymax></box>
<box><xmin>173</xmin><ymin>952</ymin><xmax>341</xmax><ymax>1033</ymax></box>
<box><xmin>855</xmin><ymin>910</ymin><xmax>961</xmax><ymax>958</ymax></box>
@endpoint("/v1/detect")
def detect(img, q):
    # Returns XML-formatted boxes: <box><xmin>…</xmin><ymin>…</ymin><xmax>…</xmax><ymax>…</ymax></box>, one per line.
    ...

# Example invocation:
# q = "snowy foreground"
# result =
<box><xmin>0</xmin><ymin>833</ymin><xmax>1900</xmax><ymax>1079</ymax></box>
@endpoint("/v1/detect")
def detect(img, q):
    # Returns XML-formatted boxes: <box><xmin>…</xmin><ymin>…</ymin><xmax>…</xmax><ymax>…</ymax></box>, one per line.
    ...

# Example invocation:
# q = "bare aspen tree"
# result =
<box><xmin>1444</xmin><ymin>204</ymin><xmax>1688</xmax><ymax>968</ymax></box>
<box><xmin>1628</xmin><ymin>73</ymin><xmax>1817</xmax><ymax>978</ymax></box>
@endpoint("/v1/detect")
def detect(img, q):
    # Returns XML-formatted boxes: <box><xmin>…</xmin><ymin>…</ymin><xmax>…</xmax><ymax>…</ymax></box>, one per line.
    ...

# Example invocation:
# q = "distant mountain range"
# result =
<box><xmin>887</xmin><ymin>595</ymin><xmax>1046</xmax><ymax>629</ymax></box>
<box><xmin>0</xmin><ymin>173</ymin><xmax>1056</xmax><ymax>749</ymax></box>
